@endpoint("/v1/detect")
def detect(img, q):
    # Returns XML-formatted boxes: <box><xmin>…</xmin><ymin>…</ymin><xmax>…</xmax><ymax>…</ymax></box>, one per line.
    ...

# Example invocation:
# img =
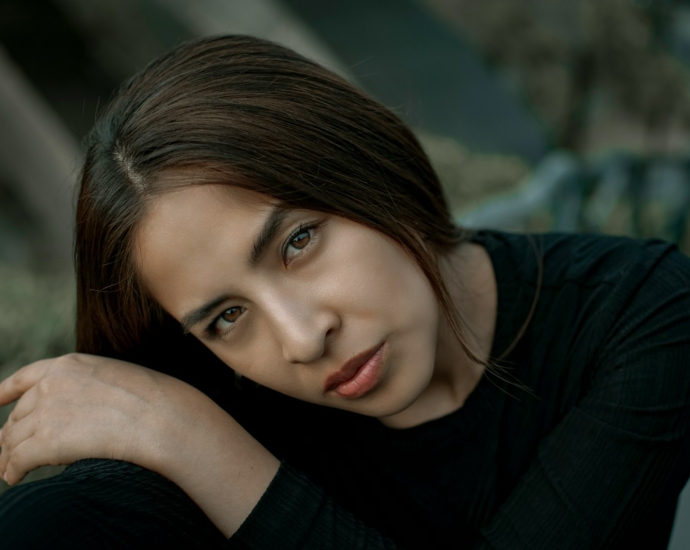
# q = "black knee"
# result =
<box><xmin>0</xmin><ymin>459</ymin><xmax>227</xmax><ymax>549</ymax></box>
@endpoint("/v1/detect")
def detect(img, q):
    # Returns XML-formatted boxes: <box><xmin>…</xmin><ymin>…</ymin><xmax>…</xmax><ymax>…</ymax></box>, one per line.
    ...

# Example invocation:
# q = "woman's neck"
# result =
<box><xmin>379</xmin><ymin>241</ymin><xmax>498</xmax><ymax>429</ymax></box>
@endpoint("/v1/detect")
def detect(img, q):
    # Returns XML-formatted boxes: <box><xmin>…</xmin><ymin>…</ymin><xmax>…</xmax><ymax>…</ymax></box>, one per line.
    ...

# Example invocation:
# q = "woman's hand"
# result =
<box><xmin>0</xmin><ymin>352</ymin><xmax>281</xmax><ymax>537</ymax></box>
<box><xmin>0</xmin><ymin>352</ymin><xmax>211</xmax><ymax>485</ymax></box>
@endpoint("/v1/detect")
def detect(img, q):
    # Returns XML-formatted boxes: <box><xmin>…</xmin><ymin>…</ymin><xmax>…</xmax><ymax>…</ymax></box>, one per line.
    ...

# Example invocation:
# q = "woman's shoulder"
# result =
<box><xmin>475</xmin><ymin>228</ymin><xmax>690</xmax><ymax>395</ymax></box>
<box><xmin>480</xmin><ymin>229</ymin><xmax>690</xmax><ymax>474</ymax></box>
<box><xmin>470</xmin><ymin>228</ymin><xmax>687</xmax><ymax>290</ymax></box>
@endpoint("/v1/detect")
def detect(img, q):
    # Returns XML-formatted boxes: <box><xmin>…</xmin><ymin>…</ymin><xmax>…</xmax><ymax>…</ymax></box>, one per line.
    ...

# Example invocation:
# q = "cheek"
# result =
<box><xmin>330</xmin><ymin>231</ymin><xmax>437</xmax><ymax>324</ymax></box>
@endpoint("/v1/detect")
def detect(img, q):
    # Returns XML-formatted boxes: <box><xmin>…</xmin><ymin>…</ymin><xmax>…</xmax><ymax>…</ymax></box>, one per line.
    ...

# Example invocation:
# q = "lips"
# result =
<box><xmin>324</xmin><ymin>343</ymin><xmax>384</xmax><ymax>394</ymax></box>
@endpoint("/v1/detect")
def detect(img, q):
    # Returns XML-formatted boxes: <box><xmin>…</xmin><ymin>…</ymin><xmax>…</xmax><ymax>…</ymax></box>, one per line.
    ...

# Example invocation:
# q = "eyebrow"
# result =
<box><xmin>249</xmin><ymin>204</ymin><xmax>290</xmax><ymax>268</ymax></box>
<box><xmin>179</xmin><ymin>204</ymin><xmax>290</xmax><ymax>335</ymax></box>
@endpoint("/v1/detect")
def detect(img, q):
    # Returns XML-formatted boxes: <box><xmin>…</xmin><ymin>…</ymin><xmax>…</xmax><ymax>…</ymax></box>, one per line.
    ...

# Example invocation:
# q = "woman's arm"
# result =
<box><xmin>144</xmin><ymin>383</ymin><xmax>281</xmax><ymax>538</ymax></box>
<box><xmin>0</xmin><ymin>354</ymin><xmax>401</xmax><ymax>547</ymax></box>
<box><xmin>0</xmin><ymin>354</ymin><xmax>278</xmax><ymax>537</ymax></box>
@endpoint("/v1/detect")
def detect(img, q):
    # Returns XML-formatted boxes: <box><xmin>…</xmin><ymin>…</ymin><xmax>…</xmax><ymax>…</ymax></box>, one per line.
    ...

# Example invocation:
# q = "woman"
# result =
<box><xmin>0</xmin><ymin>35</ymin><xmax>689</xmax><ymax>549</ymax></box>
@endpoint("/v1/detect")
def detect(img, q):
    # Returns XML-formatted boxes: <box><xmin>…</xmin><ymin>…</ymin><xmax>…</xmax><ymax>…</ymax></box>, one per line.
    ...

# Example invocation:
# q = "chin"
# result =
<box><xmin>368</xmin><ymin>367</ymin><xmax>433</xmax><ymax>420</ymax></box>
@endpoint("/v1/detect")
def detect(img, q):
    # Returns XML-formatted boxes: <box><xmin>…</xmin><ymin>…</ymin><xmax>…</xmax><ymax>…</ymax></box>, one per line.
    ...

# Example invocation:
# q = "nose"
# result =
<box><xmin>263</xmin><ymin>291</ymin><xmax>340</xmax><ymax>365</ymax></box>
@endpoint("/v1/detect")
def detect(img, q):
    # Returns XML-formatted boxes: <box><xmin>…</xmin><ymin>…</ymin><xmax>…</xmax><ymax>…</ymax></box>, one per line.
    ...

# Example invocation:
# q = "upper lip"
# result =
<box><xmin>324</xmin><ymin>343</ymin><xmax>383</xmax><ymax>393</ymax></box>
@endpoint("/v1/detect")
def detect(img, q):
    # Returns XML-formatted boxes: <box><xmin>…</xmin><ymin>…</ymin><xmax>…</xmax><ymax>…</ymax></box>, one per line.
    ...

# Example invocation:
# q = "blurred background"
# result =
<box><xmin>0</xmin><ymin>0</ymin><xmax>689</xmax><ymax>545</ymax></box>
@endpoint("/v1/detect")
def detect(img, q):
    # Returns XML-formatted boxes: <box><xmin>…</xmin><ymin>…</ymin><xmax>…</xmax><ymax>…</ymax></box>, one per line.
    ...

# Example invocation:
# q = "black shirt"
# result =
<box><xmin>2</xmin><ymin>229</ymin><xmax>690</xmax><ymax>549</ymax></box>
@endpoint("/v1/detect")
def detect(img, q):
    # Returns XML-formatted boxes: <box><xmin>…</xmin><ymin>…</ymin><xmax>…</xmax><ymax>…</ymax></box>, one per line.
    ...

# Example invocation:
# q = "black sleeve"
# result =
<box><xmin>227</xmin><ymin>461</ymin><xmax>400</xmax><ymax>549</ymax></box>
<box><xmin>471</xmin><ymin>247</ymin><xmax>690</xmax><ymax>549</ymax></box>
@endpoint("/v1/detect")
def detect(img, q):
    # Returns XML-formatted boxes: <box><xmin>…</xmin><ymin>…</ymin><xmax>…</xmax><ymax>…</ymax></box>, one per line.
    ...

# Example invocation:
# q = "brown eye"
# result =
<box><xmin>283</xmin><ymin>222</ymin><xmax>319</xmax><ymax>263</ymax></box>
<box><xmin>291</xmin><ymin>230</ymin><xmax>311</xmax><ymax>249</ymax></box>
<box><xmin>214</xmin><ymin>307</ymin><xmax>244</xmax><ymax>333</ymax></box>
<box><xmin>221</xmin><ymin>307</ymin><xmax>242</xmax><ymax>323</ymax></box>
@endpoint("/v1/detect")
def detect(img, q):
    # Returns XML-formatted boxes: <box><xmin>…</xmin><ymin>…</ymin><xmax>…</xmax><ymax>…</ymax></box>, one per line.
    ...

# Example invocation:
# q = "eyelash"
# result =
<box><xmin>203</xmin><ymin>220</ymin><xmax>322</xmax><ymax>339</ymax></box>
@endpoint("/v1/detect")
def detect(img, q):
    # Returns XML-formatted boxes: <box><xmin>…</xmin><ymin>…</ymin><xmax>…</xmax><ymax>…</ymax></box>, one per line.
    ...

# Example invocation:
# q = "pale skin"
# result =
<box><xmin>0</xmin><ymin>183</ymin><xmax>497</xmax><ymax>538</ymax></box>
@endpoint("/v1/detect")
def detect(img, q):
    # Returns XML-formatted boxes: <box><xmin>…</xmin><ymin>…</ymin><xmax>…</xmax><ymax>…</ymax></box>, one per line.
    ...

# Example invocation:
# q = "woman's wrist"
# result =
<box><xmin>153</xmin><ymin>391</ymin><xmax>281</xmax><ymax>538</ymax></box>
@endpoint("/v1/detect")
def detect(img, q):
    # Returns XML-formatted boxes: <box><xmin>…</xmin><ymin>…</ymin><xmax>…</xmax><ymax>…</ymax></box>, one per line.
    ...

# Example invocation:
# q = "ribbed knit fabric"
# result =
<box><xmin>0</xmin><ymin>458</ymin><xmax>227</xmax><ymax>549</ymax></box>
<box><xmin>1</xmin><ymin>229</ymin><xmax>689</xmax><ymax>549</ymax></box>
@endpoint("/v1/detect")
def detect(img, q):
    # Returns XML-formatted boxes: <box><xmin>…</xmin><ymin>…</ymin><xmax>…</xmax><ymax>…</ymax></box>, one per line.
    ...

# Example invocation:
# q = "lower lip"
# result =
<box><xmin>332</xmin><ymin>343</ymin><xmax>386</xmax><ymax>399</ymax></box>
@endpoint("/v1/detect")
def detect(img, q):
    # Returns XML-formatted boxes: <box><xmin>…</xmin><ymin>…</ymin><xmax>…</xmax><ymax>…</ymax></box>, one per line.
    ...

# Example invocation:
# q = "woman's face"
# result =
<box><xmin>134</xmin><ymin>184</ymin><xmax>442</xmax><ymax>424</ymax></box>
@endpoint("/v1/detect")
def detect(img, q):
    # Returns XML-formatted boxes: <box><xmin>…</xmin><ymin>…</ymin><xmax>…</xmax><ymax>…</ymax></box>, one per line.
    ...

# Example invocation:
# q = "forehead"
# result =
<box><xmin>133</xmin><ymin>184</ymin><xmax>275</xmax><ymax>308</ymax></box>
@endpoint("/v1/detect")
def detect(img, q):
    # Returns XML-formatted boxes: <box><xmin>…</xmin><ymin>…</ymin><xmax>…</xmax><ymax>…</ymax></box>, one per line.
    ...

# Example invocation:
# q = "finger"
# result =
<box><xmin>3</xmin><ymin>385</ymin><xmax>39</xmax><ymax>435</ymax></box>
<box><xmin>3</xmin><ymin>437</ymin><xmax>43</xmax><ymax>485</ymax></box>
<box><xmin>0</xmin><ymin>359</ymin><xmax>52</xmax><ymax>406</ymax></box>
<box><xmin>0</xmin><ymin>415</ymin><xmax>37</xmax><ymax>476</ymax></box>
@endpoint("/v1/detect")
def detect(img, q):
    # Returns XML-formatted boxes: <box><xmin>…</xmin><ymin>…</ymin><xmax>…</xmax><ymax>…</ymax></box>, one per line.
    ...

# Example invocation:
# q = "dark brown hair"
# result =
<box><xmin>75</xmin><ymin>35</ymin><xmax>539</xmax><ymax>401</ymax></box>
